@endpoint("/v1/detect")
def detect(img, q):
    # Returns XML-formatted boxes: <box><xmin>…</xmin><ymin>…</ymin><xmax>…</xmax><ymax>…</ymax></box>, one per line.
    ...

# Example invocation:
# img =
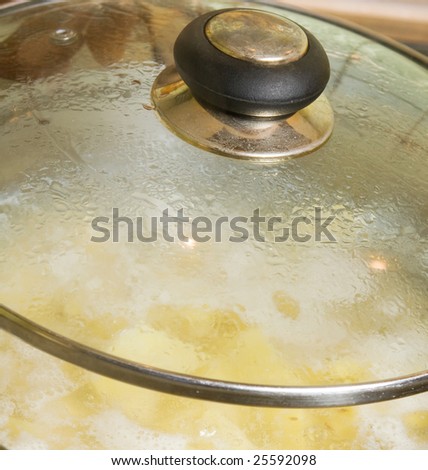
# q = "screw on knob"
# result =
<box><xmin>174</xmin><ymin>8</ymin><xmax>330</xmax><ymax>117</ymax></box>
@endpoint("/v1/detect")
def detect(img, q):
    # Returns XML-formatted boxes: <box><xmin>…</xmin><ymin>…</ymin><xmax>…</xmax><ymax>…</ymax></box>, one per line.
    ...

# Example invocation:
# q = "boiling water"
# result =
<box><xmin>0</xmin><ymin>197</ymin><xmax>427</xmax><ymax>449</ymax></box>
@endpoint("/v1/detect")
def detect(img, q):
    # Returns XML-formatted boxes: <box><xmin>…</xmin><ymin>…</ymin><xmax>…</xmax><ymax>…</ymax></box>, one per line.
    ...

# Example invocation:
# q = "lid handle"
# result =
<box><xmin>174</xmin><ymin>8</ymin><xmax>330</xmax><ymax>117</ymax></box>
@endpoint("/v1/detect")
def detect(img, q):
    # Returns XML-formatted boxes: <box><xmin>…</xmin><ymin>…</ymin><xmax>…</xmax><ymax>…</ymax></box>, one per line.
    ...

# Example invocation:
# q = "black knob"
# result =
<box><xmin>174</xmin><ymin>8</ymin><xmax>330</xmax><ymax>117</ymax></box>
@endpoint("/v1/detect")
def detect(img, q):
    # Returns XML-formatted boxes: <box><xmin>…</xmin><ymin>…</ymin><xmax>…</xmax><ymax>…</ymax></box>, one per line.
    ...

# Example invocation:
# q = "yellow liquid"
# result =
<box><xmin>1</xmin><ymin>301</ymin><xmax>427</xmax><ymax>449</ymax></box>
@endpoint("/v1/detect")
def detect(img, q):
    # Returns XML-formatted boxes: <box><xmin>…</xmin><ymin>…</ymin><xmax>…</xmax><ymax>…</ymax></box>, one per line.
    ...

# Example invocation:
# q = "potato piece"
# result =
<box><xmin>145</xmin><ymin>305</ymin><xmax>247</xmax><ymax>355</ymax></box>
<box><xmin>91</xmin><ymin>305</ymin><xmax>364</xmax><ymax>449</ymax></box>
<box><xmin>272</xmin><ymin>291</ymin><xmax>300</xmax><ymax>320</ymax></box>
<box><xmin>93</xmin><ymin>327</ymin><xmax>202</xmax><ymax>427</ymax></box>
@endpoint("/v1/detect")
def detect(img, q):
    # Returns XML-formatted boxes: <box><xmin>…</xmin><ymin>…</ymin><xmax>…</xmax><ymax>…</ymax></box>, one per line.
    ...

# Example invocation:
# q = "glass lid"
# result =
<box><xmin>0</xmin><ymin>0</ymin><xmax>427</xmax><ymax>449</ymax></box>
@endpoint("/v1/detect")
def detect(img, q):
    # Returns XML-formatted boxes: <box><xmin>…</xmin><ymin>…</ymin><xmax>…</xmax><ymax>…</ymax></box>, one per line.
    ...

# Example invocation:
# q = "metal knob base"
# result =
<box><xmin>151</xmin><ymin>66</ymin><xmax>334</xmax><ymax>161</ymax></box>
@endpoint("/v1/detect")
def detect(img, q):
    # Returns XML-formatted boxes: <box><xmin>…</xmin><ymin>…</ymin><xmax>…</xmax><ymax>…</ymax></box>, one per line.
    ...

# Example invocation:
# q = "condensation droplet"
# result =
<box><xmin>50</xmin><ymin>28</ymin><xmax>78</xmax><ymax>46</ymax></box>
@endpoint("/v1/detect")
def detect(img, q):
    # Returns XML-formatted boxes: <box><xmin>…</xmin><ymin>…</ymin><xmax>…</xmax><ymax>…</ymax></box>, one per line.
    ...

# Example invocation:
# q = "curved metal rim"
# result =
<box><xmin>1</xmin><ymin>304</ymin><xmax>427</xmax><ymax>408</ymax></box>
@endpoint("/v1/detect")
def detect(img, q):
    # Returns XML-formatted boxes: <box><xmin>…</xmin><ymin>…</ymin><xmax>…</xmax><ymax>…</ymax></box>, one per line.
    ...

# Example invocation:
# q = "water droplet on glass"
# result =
<box><xmin>50</xmin><ymin>28</ymin><xmax>78</xmax><ymax>46</ymax></box>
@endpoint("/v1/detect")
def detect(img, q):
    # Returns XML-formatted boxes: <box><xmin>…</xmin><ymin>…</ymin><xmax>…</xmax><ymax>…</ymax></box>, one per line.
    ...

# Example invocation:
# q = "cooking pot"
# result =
<box><xmin>0</xmin><ymin>0</ymin><xmax>427</xmax><ymax>450</ymax></box>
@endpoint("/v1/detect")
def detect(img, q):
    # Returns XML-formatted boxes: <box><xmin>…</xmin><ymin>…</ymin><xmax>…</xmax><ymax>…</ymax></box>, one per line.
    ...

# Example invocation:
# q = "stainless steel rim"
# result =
<box><xmin>1</xmin><ymin>304</ymin><xmax>427</xmax><ymax>408</ymax></box>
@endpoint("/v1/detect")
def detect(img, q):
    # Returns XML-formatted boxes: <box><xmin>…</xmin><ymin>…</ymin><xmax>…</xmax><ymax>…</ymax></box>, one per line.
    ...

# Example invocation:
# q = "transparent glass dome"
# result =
<box><xmin>0</xmin><ymin>0</ymin><xmax>427</xmax><ymax>450</ymax></box>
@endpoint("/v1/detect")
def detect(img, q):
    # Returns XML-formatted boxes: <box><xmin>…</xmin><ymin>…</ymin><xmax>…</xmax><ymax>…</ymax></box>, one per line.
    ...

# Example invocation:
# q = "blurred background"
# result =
<box><xmin>0</xmin><ymin>0</ymin><xmax>427</xmax><ymax>55</ymax></box>
<box><xmin>278</xmin><ymin>0</ymin><xmax>428</xmax><ymax>55</ymax></box>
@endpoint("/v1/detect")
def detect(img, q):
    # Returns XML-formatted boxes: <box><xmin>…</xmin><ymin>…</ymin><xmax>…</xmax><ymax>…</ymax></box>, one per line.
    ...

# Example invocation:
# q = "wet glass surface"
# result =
<box><xmin>0</xmin><ymin>0</ymin><xmax>427</xmax><ymax>450</ymax></box>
